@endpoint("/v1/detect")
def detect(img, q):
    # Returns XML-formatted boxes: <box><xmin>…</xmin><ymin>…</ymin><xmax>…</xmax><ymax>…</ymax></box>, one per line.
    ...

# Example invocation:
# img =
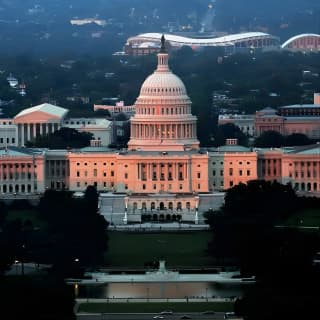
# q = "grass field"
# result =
<box><xmin>6</xmin><ymin>209</ymin><xmax>46</xmax><ymax>229</ymax></box>
<box><xmin>78</xmin><ymin>301</ymin><xmax>234</xmax><ymax>313</ymax></box>
<box><xmin>283</xmin><ymin>208</ymin><xmax>320</xmax><ymax>227</ymax></box>
<box><xmin>104</xmin><ymin>231</ymin><xmax>214</xmax><ymax>268</ymax></box>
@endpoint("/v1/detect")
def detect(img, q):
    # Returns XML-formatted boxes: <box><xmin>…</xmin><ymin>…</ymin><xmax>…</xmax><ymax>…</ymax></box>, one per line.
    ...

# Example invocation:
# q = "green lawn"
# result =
<box><xmin>283</xmin><ymin>208</ymin><xmax>320</xmax><ymax>228</ymax></box>
<box><xmin>104</xmin><ymin>231</ymin><xmax>214</xmax><ymax>268</ymax></box>
<box><xmin>6</xmin><ymin>209</ymin><xmax>47</xmax><ymax>229</ymax></box>
<box><xmin>78</xmin><ymin>301</ymin><xmax>234</xmax><ymax>313</ymax></box>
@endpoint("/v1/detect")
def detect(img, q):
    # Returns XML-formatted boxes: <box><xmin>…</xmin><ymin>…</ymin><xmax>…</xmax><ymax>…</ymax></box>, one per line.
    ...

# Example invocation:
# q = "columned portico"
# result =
<box><xmin>13</xmin><ymin>103</ymin><xmax>69</xmax><ymax>146</ymax></box>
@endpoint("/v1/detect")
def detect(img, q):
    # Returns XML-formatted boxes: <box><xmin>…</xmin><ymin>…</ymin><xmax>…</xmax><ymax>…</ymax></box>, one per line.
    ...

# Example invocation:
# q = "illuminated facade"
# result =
<box><xmin>0</xmin><ymin>103</ymin><xmax>113</xmax><ymax>147</ymax></box>
<box><xmin>1</xmin><ymin>37</ymin><xmax>320</xmax><ymax>225</ymax></box>
<box><xmin>255</xmin><ymin>93</ymin><xmax>320</xmax><ymax>139</ymax></box>
<box><xmin>68</xmin><ymin>37</ymin><xmax>211</xmax><ymax>224</ymax></box>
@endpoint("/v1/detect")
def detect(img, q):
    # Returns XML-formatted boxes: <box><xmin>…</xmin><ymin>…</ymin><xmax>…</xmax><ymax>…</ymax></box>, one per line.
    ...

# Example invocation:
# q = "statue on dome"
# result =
<box><xmin>160</xmin><ymin>34</ymin><xmax>167</xmax><ymax>53</ymax></box>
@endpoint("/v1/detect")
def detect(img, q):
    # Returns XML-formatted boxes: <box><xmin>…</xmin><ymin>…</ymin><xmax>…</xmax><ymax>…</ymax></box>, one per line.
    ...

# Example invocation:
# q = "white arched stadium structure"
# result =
<box><xmin>124</xmin><ymin>32</ymin><xmax>280</xmax><ymax>55</ymax></box>
<box><xmin>281</xmin><ymin>33</ymin><xmax>320</xmax><ymax>52</ymax></box>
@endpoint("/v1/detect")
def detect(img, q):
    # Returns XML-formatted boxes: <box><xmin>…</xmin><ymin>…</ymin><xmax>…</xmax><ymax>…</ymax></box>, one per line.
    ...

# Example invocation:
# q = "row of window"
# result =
<box><xmin>76</xmin><ymin>181</ymin><xmax>114</xmax><ymax>188</ymax></box>
<box><xmin>1</xmin><ymin>164</ymin><xmax>36</xmax><ymax>169</ymax></box>
<box><xmin>140</xmin><ymin>183</ymin><xmax>201</xmax><ymax>191</ymax></box>
<box><xmin>291</xmin><ymin>171</ymin><xmax>319</xmax><ymax>178</ymax></box>
<box><xmin>211</xmin><ymin>161</ymin><xmax>251</xmax><ymax>165</ymax></box>
<box><xmin>294</xmin><ymin>182</ymin><xmax>319</xmax><ymax>192</ymax></box>
<box><xmin>142</xmin><ymin>87</ymin><xmax>184</xmax><ymax>94</ymax></box>
<box><xmin>1</xmin><ymin>173</ymin><xmax>36</xmax><ymax>180</ymax></box>
<box><xmin>76</xmin><ymin>162</ymin><xmax>115</xmax><ymax>166</ymax></box>
<box><xmin>0</xmin><ymin>184</ymin><xmax>37</xmax><ymax>193</ymax></box>
<box><xmin>0</xmin><ymin>121</ymin><xmax>13</xmax><ymax>125</ymax></box>
<box><xmin>133</xmin><ymin>201</ymin><xmax>191</xmax><ymax>211</ymax></box>
<box><xmin>76</xmin><ymin>170</ymin><xmax>115</xmax><ymax>178</ymax></box>
<box><xmin>137</xmin><ymin>106</ymin><xmax>189</xmax><ymax>115</ymax></box>
<box><xmin>0</xmin><ymin>138</ymin><xmax>15</xmax><ymax>144</ymax></box>
<box><xmin>228</xmin><ymin>169</ymin><xmax>251</xmax><ymax>176</ymax></box>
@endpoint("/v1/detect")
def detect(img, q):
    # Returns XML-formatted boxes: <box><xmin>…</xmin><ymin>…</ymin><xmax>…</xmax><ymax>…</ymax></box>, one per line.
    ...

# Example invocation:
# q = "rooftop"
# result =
<box><xmin>14</xmin><ymin>103</ymin><xmax>69</xmax><ymax>119</ymax></box>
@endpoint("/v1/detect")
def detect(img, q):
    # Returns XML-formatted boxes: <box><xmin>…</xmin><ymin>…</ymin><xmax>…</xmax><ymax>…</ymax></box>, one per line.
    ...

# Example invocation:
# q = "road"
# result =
<box><xmin>77</xmin><ymin>312</ymin><xmax>227</xmax><ymax>320</ymax></box>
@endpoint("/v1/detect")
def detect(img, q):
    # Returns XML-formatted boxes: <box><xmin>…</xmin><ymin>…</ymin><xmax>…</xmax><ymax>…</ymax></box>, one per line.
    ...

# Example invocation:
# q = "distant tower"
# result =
<box><xmin>128</xmin><ymin>35</ymin><xmax>200</xmax><ymax>151</ymax></box>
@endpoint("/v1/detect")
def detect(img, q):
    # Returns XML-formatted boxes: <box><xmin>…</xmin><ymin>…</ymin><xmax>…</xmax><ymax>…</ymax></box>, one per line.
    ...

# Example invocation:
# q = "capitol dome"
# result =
<box><xmin>128</xmin><ymin>35</ymin><xmax>200</xmax><ymax>152</ymax></box>
<box><xmin>140</xmin><ymin>68</ymin><xmax>187</xmax><ymax>97</ymax></box>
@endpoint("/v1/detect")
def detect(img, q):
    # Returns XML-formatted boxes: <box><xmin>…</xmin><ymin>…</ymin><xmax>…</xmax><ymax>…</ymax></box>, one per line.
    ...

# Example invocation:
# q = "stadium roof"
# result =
<box><xmin>129</xmin><ymin>32</ymin><xmax>278</xmax><ymax>47</ymax></box>
<box><xmin>281</xmin><ymin>33</ymin><xmax>320</xmax><ymax>48</ymax></box>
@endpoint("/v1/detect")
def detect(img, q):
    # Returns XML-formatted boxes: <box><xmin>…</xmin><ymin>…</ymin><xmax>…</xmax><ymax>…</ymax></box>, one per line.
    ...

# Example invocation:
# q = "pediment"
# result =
<box><xmin>14</xmin><ymin>111</ymin><xmax>62</xmax><ymax>123</ymax></box>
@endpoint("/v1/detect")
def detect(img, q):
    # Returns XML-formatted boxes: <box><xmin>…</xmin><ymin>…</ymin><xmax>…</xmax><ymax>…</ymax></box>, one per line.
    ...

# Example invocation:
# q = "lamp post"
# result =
<box><xmin>14</xmin><ymin>260</ymin><xmax>19</xmax><ymax>275</ymax></box>
<box><xmin>74</xmin><ymin>258</ymin><xmax>80</xmax><ymax>277</ymax></box>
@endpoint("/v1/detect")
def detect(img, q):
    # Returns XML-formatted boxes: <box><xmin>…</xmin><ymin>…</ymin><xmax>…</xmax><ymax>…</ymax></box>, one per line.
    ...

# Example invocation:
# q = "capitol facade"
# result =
<box><xmin>1</xmin><ymin>37</ymin><xmax>320</xmax><ymax>224</ymax></box>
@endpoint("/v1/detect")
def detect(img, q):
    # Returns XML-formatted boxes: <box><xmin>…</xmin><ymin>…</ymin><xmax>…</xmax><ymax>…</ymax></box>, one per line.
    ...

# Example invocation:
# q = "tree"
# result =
<box><xmin>285</xmin><ymin>133</ymin><xmax>313</xmax><ymax>146</ymax></box>
<box><xmin>38</xmin><ymin>187</ymin><xmax>108</xmax><ymax>277</ymax></box>
<box><xmin>26</xmin><ymin>127</ymin><xmax>93</xmax><ymax>149</ymax></box>
<box><xmin>213</xmin><ymin>123</ymin><xmax>248</xmax><ymax>147</ymax></box>
<box><xmin>205</xmin><ymin>180</ymin><xmax>298</xmax><ymax>274</ymax></box>
<box><xmin>0</xmin><ymin>276</ymin><xmax>76</xmax><ymax>320</ymax></box>
<box><xmin>205</xmin><ymin>180</ymin><xmax>320</xmax><ymax>319</ymax></box>
<box><xmin>254</xmin><ymin>130</ymin><xmax>285</xmax><ymax>148</ymax></box>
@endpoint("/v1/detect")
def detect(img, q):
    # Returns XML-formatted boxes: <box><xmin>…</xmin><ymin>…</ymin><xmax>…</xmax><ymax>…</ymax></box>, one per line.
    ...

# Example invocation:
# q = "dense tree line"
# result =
<box><xmin>0</xmin><ymin>186</ymin><xmax>108</xmax><ymax>318</ymax></box>
<box><xmin>205</xmin><ymin>180</ymin><xmax>320</xmax><ymax>319</ymax></box>
<box><xmin>254</xmin><ymin>131</ymin><xmax>316</xmax><ymax>148</ymax></box>
<box><xmin>26</xmin><ymin>127</ymin><xmax>93</xmax><ymax>149</ymax></box>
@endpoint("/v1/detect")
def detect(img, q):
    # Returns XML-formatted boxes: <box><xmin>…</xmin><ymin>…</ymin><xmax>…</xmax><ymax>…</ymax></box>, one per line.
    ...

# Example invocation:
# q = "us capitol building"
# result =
<box><xmin>1</xmin><ymin>37</ymin><xmax>320</xmax><ymax>224</ymax></box>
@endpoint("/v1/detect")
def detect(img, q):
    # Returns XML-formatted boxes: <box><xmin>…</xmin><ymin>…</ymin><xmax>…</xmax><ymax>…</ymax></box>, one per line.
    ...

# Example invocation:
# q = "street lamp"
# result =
<box><xmin>14</xmin><ymin>260</ymin><xmax>19</xmax><ymax>275</ymax></box>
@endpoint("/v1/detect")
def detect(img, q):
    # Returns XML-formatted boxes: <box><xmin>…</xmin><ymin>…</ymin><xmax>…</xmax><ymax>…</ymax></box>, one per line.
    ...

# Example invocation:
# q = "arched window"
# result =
<box><xmin>151</xmin><ymin>202</ymin><xmax>155</xmax><ymax>210</ymax></box>
<box><xmin>168</xmin><ymin>202</ymin><xmax>173</xmax><ymax>210</ymax></box>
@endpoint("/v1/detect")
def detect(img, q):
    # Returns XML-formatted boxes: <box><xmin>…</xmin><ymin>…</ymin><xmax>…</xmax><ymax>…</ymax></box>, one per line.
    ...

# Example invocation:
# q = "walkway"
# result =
<box><xmin>109</xmin><ymin>222</ymin><xmax>210</xmax><ymax>232</ymax></box>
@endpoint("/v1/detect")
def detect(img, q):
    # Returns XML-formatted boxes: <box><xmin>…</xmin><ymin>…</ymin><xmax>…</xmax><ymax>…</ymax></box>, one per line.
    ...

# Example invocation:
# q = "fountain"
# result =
<box><xmin>69</xmin><ymin>260</ymin><xmax>254</xmax><ymax>284</ymax></box>
<box><xmin>145</xmin><ymin>260</ymin><xmax>179</xmax><ymax>280</ymax></box>
<box><xmin>66</xmin><ymin>260</ymin><xmax>255</xmax><ymax>299</ymax></box>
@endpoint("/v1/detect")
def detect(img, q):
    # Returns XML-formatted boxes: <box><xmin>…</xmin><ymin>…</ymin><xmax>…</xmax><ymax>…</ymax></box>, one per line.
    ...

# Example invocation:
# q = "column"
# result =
<box><xmin>185</xmin><ymin>162</ymin><xmax>188</xmax><ymax>179</ymax></box>
<box><xmin>33</xmin><ymin>123</ymin><xmax>37</xmax><ymax>139</ymax></box>
<box><xmin>147</xmin><ymin>163</ymin><xmax>151</xmax><ymax>180</ymax></box>
<box><xmin>21</xmin><ymin>124</ymin><xmax>25</xmax><ymax>146</ymax></box>
<box><xmin>40</xmin><ymin>124</ymin><xmax>43</xmax><ymax>135</ymax></box>
<box><xmin>175</xmin><ymin>163</ymin><xmax>178</xmax><ymax>180</ymax></box>
<box><xmin>27</xmin><ymin>124</ymin><xmax>31</xmax><ymax>142</ymax></box>
<box><xmin>46</xmin><ymin>123</ymin><xmax>49</xmax><ymax>135</ymax></box>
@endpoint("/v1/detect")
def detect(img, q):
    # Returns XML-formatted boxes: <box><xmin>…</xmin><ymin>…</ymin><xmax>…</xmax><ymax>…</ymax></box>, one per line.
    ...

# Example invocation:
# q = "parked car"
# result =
<box><xmin>202</xmin><ymin>310</ymin><xmax>215</xmax><ymax>315</ymax></box>
<box><xmin>161</xmin><ymin>310</ymin><xmax>173</xmax><ymax>315</ymax></box>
